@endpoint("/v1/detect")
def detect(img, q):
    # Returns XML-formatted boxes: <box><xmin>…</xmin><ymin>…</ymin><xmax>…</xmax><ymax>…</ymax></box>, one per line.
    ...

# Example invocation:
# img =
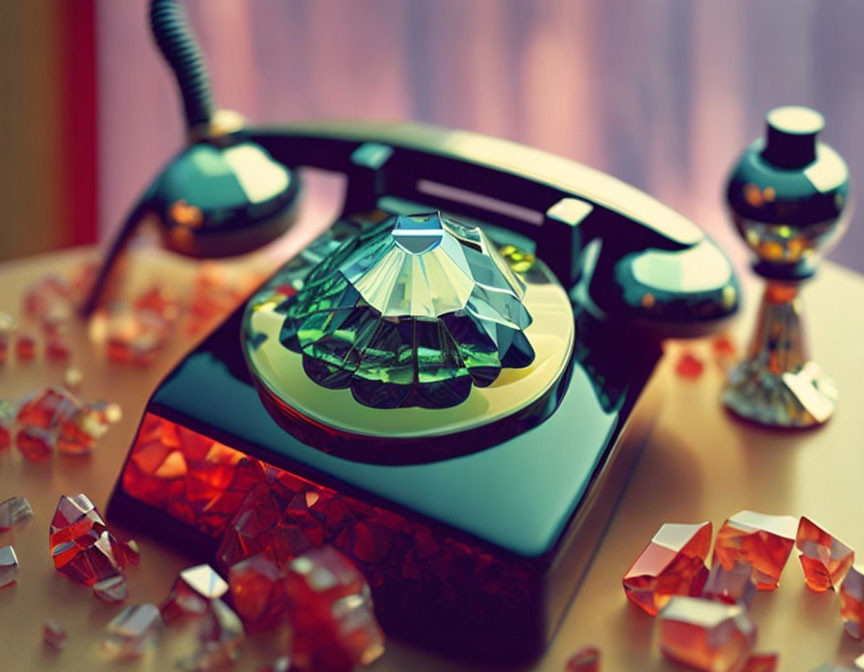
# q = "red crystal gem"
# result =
<box><xmin>49</xmin><ymin>494</ymin><xmax>124</xmax><ymax>585</ymax></box>
<box><xmin>43</xmin><ymin>619</ymin><xmax>68</xmax><ymax>650</ymax></box>
<box><xmin>566</xmin><ymin>646</ymin><xmax>600</xmax><ymax>672</ymax></box>
<box><xmin>16</xmin><ymin>426</ymin><xmax>54</xmax><ymax>461</ymax></box>
<box><xmin>701</xmin><ymin>561</ymin><xmax>757</xmax><ymax>608</ymax></box>
<box><xmin>713</xmin><ymin>510</ymin><xmax>797</xmax><ymax>591</ymax></box>
<box><xmin>623</xmin><ymin>521</ymin><xmax>712</xmax><ymax>615</ymax></box>
<box><xmin>228</xmin><ymin>554</ymin><xmax>287</xmax><ymax>630</ymax></box>
<box><xmin>46</xmin><ymin>337</ymin><xmax>71</xmax><ymax>361</ymax></box>
<box><xmin>17</xmin><ymin>386</ymin><xmax>79</xmax><ymax>430</ymax></box>
<box><xmin>285</xmin><ymin>546</ymin><xmax>384</xmax><ymax>672</ymax></box>
<box><xmin>675</xmin><ymin>352</ymin><xmax>705</xmax><ymax>378</ymax></box>
<box><xmin>840</xmin><ymin>564</ymin><xmax>864</xmax><ymax>639</ymax></box>
<box><xmin>161</xmin><ymin>564</ymin><xmax>228</xmax><ymax>621</ymax></box>
<box><xmin>658</xmin><ymin>596</ymin><xmax>756</xmax><ymax>672</ymax></box>
<box><xmin>796</xmin><ymin>516</ymin><xmax>855</xmax><ymax>592</ymax></box>
<box><xmin>16</xmin><ymin>334</ymin><xmax>36</xmax><ymax>360</ymax></box>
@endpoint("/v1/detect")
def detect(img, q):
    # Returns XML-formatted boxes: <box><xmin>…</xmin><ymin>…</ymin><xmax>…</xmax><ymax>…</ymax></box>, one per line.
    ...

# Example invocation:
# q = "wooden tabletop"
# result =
<box><xmin>0</xmin><ymin>244</ymin><xmax>862</xmax><ymax>671</ymax></box>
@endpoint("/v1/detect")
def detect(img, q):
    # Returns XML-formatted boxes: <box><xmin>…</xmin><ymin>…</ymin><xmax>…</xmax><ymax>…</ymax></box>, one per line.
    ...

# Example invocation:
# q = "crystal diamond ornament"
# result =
<box><xmin>102</xmin><ymin>604</ymin><xmax>162</xmax><ymax>659</ymax></box>
<box><xmin>16</xmin><ymin>426</ymin><xmax>54</xmax><ymax>462</ymax></box>
<box><xmin>658</xmin><ymin>596</ymin><xmax>757</xmax><ymax>672</ymax></box>
<box><xmin>0</xmin><ymin>545</ymin><xmax>19</xmax><ymax>588</ymax></box>
<box><xmin>622</xmin><ymin>521</ymin><xmax>712</xmax><ymax>615</ymax></box>
<box><xmin>796</xmin><ymin>516</ymin><xmax>855</xmax><ymax>592</ymax></box>
<box><xmin>274</xmin><ymin>212</ymin><xmax>535</xmax><ymax>409</ymax></box>
<box><xmin>0</xmin><ymin>496</ymin><xmax>33</xmax><ymax>531</ymax></box>
<box><xmin>713</xmin><ymin>510</ymin><xmax>797</xmax><ymax>590</ymax></box>
<box><xmin>840</xmin><ymin>564</ymin><xmax>864</xmax><ymax>639</ymax></box>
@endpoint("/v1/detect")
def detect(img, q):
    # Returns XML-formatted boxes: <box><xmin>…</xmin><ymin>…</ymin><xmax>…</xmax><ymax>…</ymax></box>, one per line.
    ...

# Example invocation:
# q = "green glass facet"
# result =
<box><xmin>275</xmin><ymin>212</ymin><xmax>536</xmax><ymax>409</ymax></box>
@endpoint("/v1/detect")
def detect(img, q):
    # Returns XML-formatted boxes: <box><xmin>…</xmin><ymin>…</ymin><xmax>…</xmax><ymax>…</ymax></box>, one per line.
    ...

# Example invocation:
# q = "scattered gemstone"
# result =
<box><xmin>743</xmin><ymin>653</ymin><xmax>779</xmax><ymax>672</ymax></box>
<box><xmin>713</xmin><ymin>510</ymin><xmax>797</xmax><ymax>590</ymax></box>
<box><xmin>565</xmin><ymin>646</ymin><xmax>600</xmax><ymax>672</ymax></box>
<box><xmin>45</xmin><ymin>337</ymin><xmax>71</xmax><ymax>361</ymax></box>
<box><xmin>102</xmin><ymin>604</ymin><xmax>162</xmax><ymax>659</ymax></box>
<box><xmin>0</xmin><ymin>545</ymin><xmax>19</xmax><ymax>587</ymax></box>
<box><xmin>16</xmin><ymin>334</ymin><xmax>36</xmax><ymax>360</ymax></box>
<box><xmin>840</xmin><ymin>564</ymin><xmax>864</xmax><ymax>639</ymax></box>
<box><xmin>43</xmin><ymin>619</ymin><xmax>68</xmax><ymax>650</ymax></box>
<box><xmin>93</xmin><ymin>573</ymin><xmax>129</xmax><ymax>603</ymax></box>
<box><xmin>0</xmin><ymin>401</ymin><xmax>14</xmax><ymax>449</ymax></box>
<box><xmin>50</xmin><ymin>493</ymin><xmax>124</xmax><ymax>585</ymax></box>
<box><xmin>103</xmin><ymin>301</ymin><xmax>174</xmax><ymax>366</ymax></box>
<box><xmin>658</xmin><ymin>596</ymin><xmax>757</xmax><ymax>672</ymax></box>
<box><xmin>796</xmin><ymin>516</ymin><xmax>855</xmax><ymax>592</ymax></box>
<box><xmin>16</xmin><ymin>386</ymin><xmax>79</xmax><ymax>430</ymax></box>
<box><xmin>0</xmin><ymin>496</ymin><xmax>34</xmax><ymax>531</ymax></box>
<box><xmin>229</xmin><ymin>554</ymin><xmax>287</xmax><ymax>629</ymax></box>
<box><xmin>161</xmin><ymin>564</ymin><xmax>228</xmax><ymax>620</ymax></box>
<box><xmin>55</xmin><ymin>404</ymin><xmax>110</xmax><ymax>456</ymax></box>
<box><xmin>713</xmin><ymin>335</ymin><xmax>737</xmax><ymax>360</ymax></box>
<box><xmin>675</xmin><ymin>352</ymin><xmax>705</xmax><ymax>379</ymax></box>
<box><xmin>16</xmin><ymin>426</ymin><xmax>54</xmax><ymax>461</ymax></box>
<box><xmin>286</xmin><ymin>547</ymin><xmax>384</xmax><ymax>671</ymax></box>
<box><xmin>622</xmin><ymin>521</ymin><xmax>712</xmax><ymax>615</ymax></box>
<box><xmin>178</xmin><ymin>598</ymin><xmax>245</xmax><ymax>671</ymax></box>
<box><xmin>701</xmin><ymin>561</ymin><xmax>757</xmax><ymax>608</ymax></box>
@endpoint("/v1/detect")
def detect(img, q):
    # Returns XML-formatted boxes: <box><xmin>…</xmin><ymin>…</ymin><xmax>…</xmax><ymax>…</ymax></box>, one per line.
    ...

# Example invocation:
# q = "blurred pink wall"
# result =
<box><xmin>97</xmin><ymin>0</ymin><xmax>864</xmax><ymax>270</ymax></box>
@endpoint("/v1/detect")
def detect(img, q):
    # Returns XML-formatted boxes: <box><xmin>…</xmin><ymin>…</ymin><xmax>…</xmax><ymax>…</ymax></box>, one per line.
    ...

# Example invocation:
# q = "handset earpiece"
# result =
<box><xmin>82</xmin><ymin>0</ymin><xmax>298</xmax><ymax>315</ymax></box>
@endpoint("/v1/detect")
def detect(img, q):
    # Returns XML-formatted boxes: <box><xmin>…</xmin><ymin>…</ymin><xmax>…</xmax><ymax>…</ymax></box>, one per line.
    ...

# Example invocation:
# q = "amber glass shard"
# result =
<box><xmin>796</xmin><ymin>516</ymin><xmax>855</xmax><ymax>592</ymax></box>
<box><xmin>713</xmin><ymin>510</ymin><xmax>797</xmax><ymax>590</ymax></box>
<box><xmin>702</xmin><ymin>561</ymin><xmax>757</xmax><ymax>608</ymax></box>
<box><xmin>229</xmin><ymin>554</ymin><xmax>287</xmax><ymax>630</ymax></box>
<box><xmin>840</xmin><ymin>564</ymin><xmax>864</xmax><ymax>639</ymax></box>
<box><xmin>658</xmin><ymin>596</ymin><xmax>757</xmax><ymax>672</ymax></box>
<box><xmin>622</xmin><ymin>521</ymin><xmax>712</xmax><ymax>615</ymax></box>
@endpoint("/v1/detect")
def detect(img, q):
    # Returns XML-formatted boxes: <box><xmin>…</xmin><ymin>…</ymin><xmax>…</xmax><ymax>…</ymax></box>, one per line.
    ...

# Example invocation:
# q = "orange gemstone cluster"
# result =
<box><xmin>621</xmin><ymin>510</ymin><xmax>860</xmax><ymax>672</ymax></box>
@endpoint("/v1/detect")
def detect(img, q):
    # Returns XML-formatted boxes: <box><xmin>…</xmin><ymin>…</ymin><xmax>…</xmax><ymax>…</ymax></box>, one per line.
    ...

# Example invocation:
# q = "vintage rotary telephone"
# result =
<box><xmin>100</xmin><ymin>0</ymin><xmax>739</xmax><ymax>663</ymax></box>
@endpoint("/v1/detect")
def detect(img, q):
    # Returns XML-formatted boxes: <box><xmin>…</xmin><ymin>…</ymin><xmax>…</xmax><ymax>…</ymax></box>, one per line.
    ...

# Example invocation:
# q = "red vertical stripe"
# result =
<box><xmin>58</xmin><ymin>0</ymin><xmax>98</xmax><ymax>246</ymax></box>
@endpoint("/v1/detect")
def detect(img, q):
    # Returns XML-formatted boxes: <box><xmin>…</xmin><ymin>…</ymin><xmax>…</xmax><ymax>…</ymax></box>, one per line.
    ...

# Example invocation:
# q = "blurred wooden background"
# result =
<box><xmin>3</xmin><ymin>0</ymin><xmax>864</xmax><ymax>271</ymax></box>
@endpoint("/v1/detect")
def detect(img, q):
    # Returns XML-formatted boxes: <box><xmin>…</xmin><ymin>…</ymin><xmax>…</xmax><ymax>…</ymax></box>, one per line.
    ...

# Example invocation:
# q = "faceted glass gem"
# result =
<box><xmin>93</xmin><ymin>574</ymin><xmax>129</xmax><ymax>603</ymax></box>
<box><xmin>161</xmin><ymin>564</ymin><xmax>228</xmax><ymax>620</ymax></box>
<box><xmin>16</xmin><ymin>426</ymin><xmax>53</xmax><ymax>461</ymax></box>
<box><xmin>658</xmin><ymin>596</ymin><xmax>757</xmax><ymax>672</ymax></box>
<box><xmin>0</xmin><ymin>545</ymin><xmax>19</xmax><ymax>588</ymax></box>
<box><xmin>840</xmin><ymin>564</ymin><xmax>864</xmax><ymax>639</ymax></box>
<box><xmin>229</xmin><ymin>554</ymin><xmax>287</xmax><ymax>629</ymax></box>
<box><xmin>43</xmin><ymin>619</ymin><xmax>68</xmax><ymax>650</ymax></box>
<box><xmin>713</xmin><ymin>510</ymin><xmax>797</xmax><ymax>590</ymax></box>
<box><xmin>178</xmin><ymin>598</ymin><xmax>245</xmax><ymax>671</ymax></box>
<box><xmin>702</xmin><ymin>561</ymin><xmax>757</xmax><ymax>609</ymax></box>
<box><xmin>273</xmin><ymin>211</ymin><xmax>535</xmax><ymax>409</ymax></box>
<box><xmin>16</xmin><ymin>334</ymin><xmax>36</xmax><ymax>360</ymax></box>
<box><xmin>16</xmin><ymin>386</ymin><xmax>79</xmax><ymax>430</ymax></box>
<box><xmin>675</xmin><ymin>352</ymin><xmax>705</xmax><ymax>378</ymax></box>
<box><xmin>102</xmin><ymin>604</ymin><xmax>162</xmax><ymax>659</ymax></box>
<box><xmin>0</xmin><ymin>496</ymin><xmax>34</xmax><ymax>531</ymax></box>
<box><xmin>285</xmin><ymin>546</ymin><xmax>384</xmax><ymax>671</ymax></box>
<box><xmin>49</xmin><ymin>493</ymin><xmax>125</xmax><ymax>585</ymax></box>
<box><xmin>796</xmin><ymin>516</ymin><xmax>855</xmax><ymax>592</ymax></box>
<box><xmin>566</xmin><ymin>646</ymin><xmax>600</xmax><ymax>672</ymax></box>
<box><xmin>622</xmin><ymin>521</ymin><xmax>712</xmax><ymax>615</ymax></box>
<box><xmin>743</xmin><ymin>653</ymin><xmax>779</xmax><ymax>672</ymax></box>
